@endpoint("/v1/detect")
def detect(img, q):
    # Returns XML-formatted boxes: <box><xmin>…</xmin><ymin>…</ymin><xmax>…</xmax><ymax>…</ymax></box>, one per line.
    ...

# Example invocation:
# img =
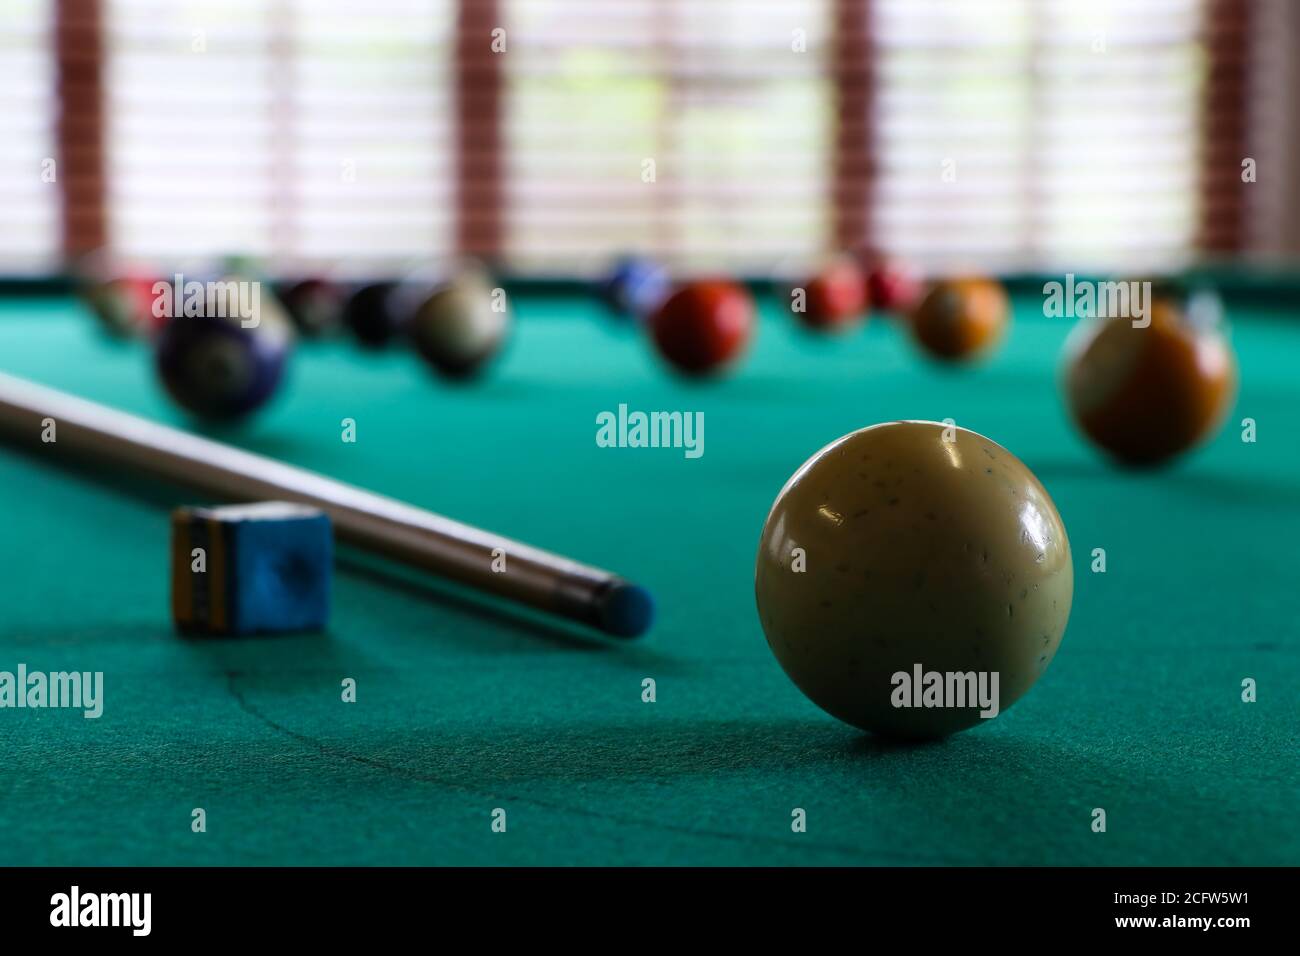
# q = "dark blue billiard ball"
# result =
<box><xmin>156</xmin><ymin>307</ymin><xmax>291</xmax><ymax>422</ymax></box>
<box><xmin>602</xmin><ymin>256</ymin><xmax>670</xmax><ymax>321</ymax></box>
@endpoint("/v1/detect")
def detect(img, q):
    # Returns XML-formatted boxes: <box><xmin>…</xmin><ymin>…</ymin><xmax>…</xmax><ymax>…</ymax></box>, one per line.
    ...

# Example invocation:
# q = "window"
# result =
<box><xmin>502</xmin><ymin>0</ymin><xmax>835</xmax><ymax>276</ymax></box>
<box><xmin>106</xmin><ymin>0</ymin><xmax>276</xmax><ymax>261</ymax></box>
<box><xmin>4</xmin><ymin>0</ymin><xmax>1292</xmax><ymax>278</ymax></box>
<box><xmin>0</xmin><ymin>0</ymin><xmax>59</xmax><ymax>273</ymax></box>
<box><xmin>282</xmin><ymin>0</ymin><xmax>456</xmax><ymax>271</ymax></box>
<box><xmin>869</xmin><ymin>0</ymin><xmax>1209</xmax><ymax>274</ymax></box>
<box><xmin>104</xmin><ymin>0</ymin><xmax>455</xmax><ymax>272</ymax></box>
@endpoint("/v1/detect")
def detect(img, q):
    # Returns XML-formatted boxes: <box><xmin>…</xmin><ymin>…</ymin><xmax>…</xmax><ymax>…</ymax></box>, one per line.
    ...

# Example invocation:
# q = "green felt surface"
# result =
<box><xmin>0</xmin><ymin>292</ymin><xmax>1297</xmax><ymax>866</ymax></box>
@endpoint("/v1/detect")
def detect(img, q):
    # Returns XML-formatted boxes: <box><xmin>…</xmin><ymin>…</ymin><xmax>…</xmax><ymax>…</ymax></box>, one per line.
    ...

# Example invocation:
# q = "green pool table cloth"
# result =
<box><xmin>0</xmin><ymin>290</ymin><xmax>1296</xmax><ymax>866</ymax></box>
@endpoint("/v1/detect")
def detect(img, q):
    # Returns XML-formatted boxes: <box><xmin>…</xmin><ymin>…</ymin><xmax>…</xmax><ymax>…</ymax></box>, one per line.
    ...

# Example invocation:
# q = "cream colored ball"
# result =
<box><xmin>755</xmin><ymin>421</ymin><xmax>1073</xmax><ymax>738</ymax></box>
<box><xmin>410</xmin><ymin>272</ymin><xmax>511</xmax><ymax>379</ymax></box>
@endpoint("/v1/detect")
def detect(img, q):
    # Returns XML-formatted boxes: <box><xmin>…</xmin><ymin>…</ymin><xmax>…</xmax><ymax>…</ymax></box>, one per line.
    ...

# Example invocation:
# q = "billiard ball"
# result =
<box><xmin>276</xmin><ymin>277</ymin><xmax>343</xmax><ymax>337</ymax></box>
<box><xmin>602</xmin><ymin>256</ymin><xmax>670</xmax><ymax>321</ymax></box>
<box><xmin>783</xmin><ymin>257</ymin><xmax>867</xmax><ymax>333</ymax></box>
<box><xmin>73</xmin><ymin>252</ymin><xmax>164</xmax><ymax>338</ymax></box>
<box><xmin>648</xmin><ymin>280</ymin><xmax>754</xmax><ymax>376</ymax></box>
<box><xmin>409</xmin><ymin>271</ymin><xmax>510</xmax><ymax>380</ymax></box>
<box><xmin>156</xmin><ymin>290</ymin><xmax>292</xmax><ymax>422</ymax></box>
<box><xmin>82</xmin><ymin>272</ymin><xmax>161</xmax><ymax>338</ymax></box>
<box><xmin>755</xmin><ymin>420</ymin><xmax>1073</xmax><ymax>739</ymax></box>
<box><xmin>863</xmin><ymin>257</ymin><xmax>923</xmax><ymax>313</ymax></box>
<box><xmin>343</xmin><ymin>281</ymin><xmax>405</xmax><ymax>348</ymax></box>
<box><xmin>1063</xmin><ymin>284</ymin><xmax>1236</xmax><ymax>466</ymax></box>
<box><xmin>910</xmin><ymin>277</ymin><xmax>1009</xmax><ymax>361</ymax></box>
<box><xmin>205</xmin><ymin>271</ymin><xmax>296</xmax><ymax>352</ymax></box>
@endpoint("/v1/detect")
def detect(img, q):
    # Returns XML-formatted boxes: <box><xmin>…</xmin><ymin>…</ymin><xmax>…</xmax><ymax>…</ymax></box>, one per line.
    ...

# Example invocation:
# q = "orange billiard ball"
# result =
<box><xmin>649</xmin><ymin>279</ymin><xmax>754</xmax><ymax>376</ymax></box>
<box><xmin>910</xmin><ymin>277</ymin><xmax>1009</xmax><ymax>361</ymax></box>
<box><xmin>1063</xmin><ymin>288</ymin><xmax>1236</xmax><ymax>467</ymax></box>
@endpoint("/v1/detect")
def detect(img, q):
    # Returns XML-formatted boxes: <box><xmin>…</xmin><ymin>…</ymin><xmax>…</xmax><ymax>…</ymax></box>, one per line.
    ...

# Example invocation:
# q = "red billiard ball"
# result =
<box><xmin>649</xmin><ymin>280</ymin><xmax>754</xmax><ymax>376</ymax></box>
<box><xmin>1064</xmin><ymin>288</ymin><xmax>1236</xmax><ymax>466</ymax></box>
<box><xmin>910</xmin><ymin>277</ymin><xmax>1009</xmax><ymax>362</ymax></box>
<box><xmin>864</xmin><ymin>258</ymin><xmax>924</xmax><ymax>313</ymax></box>
<box><xmin>784</xmin><ymin>257</ymin><xmax>867</xmax><ymax>333</ymax></box>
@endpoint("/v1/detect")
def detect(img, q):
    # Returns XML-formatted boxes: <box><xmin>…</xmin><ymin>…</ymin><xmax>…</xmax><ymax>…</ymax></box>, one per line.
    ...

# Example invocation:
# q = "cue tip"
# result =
<box><xmin>598</xmin><ymin>580</ymin><xmax>655</xmax><ymax>638</ymax></box>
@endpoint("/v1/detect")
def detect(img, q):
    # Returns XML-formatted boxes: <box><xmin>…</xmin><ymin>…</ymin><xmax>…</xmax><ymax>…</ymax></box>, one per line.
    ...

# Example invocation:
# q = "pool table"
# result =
<box><xmin>0</xmin><ymin>284</ymin><xmax>1296</xmax><ymax>866</ymax></box>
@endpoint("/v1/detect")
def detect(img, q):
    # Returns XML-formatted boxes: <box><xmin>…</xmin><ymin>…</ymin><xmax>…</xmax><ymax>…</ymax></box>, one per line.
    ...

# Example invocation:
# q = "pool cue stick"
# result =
<box><xmin>0</xmin><ymin>372</ymin><xmax>653</xmax><ymax>638</ymax></box>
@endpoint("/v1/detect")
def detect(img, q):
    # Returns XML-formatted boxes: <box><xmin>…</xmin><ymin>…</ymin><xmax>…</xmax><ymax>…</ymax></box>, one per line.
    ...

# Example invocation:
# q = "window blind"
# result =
<box><xmin>501</xmin><ymin>0</ymin><xmax>835</xmax><ymax>277</ymax></box>
<box><xmin>6</xmin><ymin>0</ymin><xmax>1293</xmax><ymax>278</ymax></box>
<box><xmin>279</xmin><ymin>0</ymin><xmax>456</xmax><ymax>273</ymax></box>
<box><xmin>104</xmin><ymin>0</ymin><xmax>276</xmax><ymax>262</ymax></box>
<box><xmin>868</xmin><ymin>0</ymin><xmax>1210</xmax><ymax>275</ymax></box>
<box><xmin>103</xmin><ymin>0</ymin><xmax>455</xmax><ymax>274</ymax></box>
<box><xmin>0</xmin><ymin>0</ymin><xmax>59</xmax><ymax>274</ymax></box>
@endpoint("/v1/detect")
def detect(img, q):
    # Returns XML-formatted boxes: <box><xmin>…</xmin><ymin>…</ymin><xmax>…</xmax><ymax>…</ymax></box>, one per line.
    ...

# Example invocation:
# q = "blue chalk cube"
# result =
<box><xmin>171</xmin><ymin>501</ymin><xmax>332</xmax><ymax>635</ymax></box>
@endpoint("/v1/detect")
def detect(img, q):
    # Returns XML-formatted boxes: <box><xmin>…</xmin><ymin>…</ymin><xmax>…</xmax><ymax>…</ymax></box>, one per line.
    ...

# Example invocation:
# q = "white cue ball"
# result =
<box><xmin>409</xmin><ymin>272</ymin><xmax>511</xmax><ymax>379</ymax></box>
<box><xmin>755</xmin><ymin>420</ymin><xmax>1073</xmax><ymax>739</ymax></box>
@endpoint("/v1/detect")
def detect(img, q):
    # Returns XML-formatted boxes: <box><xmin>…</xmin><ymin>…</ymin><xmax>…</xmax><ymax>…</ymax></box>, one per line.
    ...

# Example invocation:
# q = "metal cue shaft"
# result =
<box><xmin>0</xmin><ymin>372</ymin><xmax>652</xmax><ymax>638</ymax></box>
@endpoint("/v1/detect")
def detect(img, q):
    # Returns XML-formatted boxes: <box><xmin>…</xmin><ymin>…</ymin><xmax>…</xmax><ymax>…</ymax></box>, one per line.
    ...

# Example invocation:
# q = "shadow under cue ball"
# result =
<box><xmin>910</xmin><ymin>277</ymin><xmax>1009</xmax><ymax>361</ymax></box>
<box><xmin>1063</xmin><ymin>287</ymin><xmax>1236</xmax><ymax>467</ymax></box>
<box><xmin>409</xmin><ymin>272</ymin><xmax>511</xmax><ymax>380</ymax></box>
<box><xmin>754</xmin><ymin>420</ymin><xmax>1073</xmax><ymax>739</ymax></box>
